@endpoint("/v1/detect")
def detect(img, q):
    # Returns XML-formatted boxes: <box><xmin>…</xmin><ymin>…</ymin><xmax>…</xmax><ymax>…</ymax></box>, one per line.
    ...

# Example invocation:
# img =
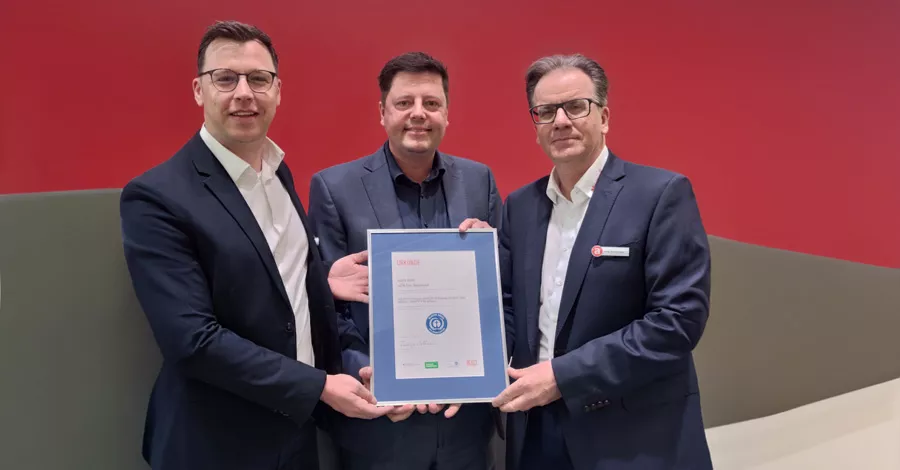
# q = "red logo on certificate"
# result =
<box><xmin>591</xmin><ymin>245</ymin><xmax>603</xmax><ymax>257</ymax></box>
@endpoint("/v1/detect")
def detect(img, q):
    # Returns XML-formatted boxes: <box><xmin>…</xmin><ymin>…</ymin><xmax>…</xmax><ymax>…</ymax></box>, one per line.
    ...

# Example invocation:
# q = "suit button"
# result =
<box><xmin>583</xmin><ymin>405</ymin><xmax>590</xmax><ymax>412</ymax></box>
<box><xmin>285</xmin><ymin>322</ymin><xmax>294</xmax><ymax>333</ymax></box>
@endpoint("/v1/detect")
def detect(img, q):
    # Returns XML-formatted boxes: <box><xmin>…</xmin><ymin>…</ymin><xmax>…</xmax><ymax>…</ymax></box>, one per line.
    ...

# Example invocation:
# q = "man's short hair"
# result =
<box><xmin>378</xmin><ymin>52</ymin><xmax>449</xmax><ymax>103</ymax></box>
<box><xmin>525</xmin><ymin>54</ymin><xmax>609</xmax><ymax>108</ymax></box>
<box><xmin>197</xmin><ymin>20</ymin><xmax>279</xmax><ymax>73</ymax></box>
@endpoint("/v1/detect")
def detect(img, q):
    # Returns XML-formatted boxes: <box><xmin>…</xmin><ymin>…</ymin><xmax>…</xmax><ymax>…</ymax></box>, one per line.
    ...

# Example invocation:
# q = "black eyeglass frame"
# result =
<box><xmin>197</xmin><ymin>68</ymin><xmax>279</xmax><ymax>93</ymax></box>
<box><xmin>529</xmin><ymin>98</ymin><xmax>604</xmax><ymax>124</ymax></box>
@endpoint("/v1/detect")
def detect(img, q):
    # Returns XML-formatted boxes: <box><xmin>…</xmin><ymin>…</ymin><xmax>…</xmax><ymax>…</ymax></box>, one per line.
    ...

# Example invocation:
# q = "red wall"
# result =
<box><xmin>2</xmin><ymin>0</ymin><xmax>899</xmax><ymax>268</ymax></box>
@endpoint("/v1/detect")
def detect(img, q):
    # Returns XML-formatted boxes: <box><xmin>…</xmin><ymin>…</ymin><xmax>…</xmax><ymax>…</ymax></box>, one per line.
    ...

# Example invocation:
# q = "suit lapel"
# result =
<box><xmin>361</xmin><ymin>149</ymin><xmax>403</xmax><ymax>229</ymax></box>
<box><xmin>442</xmin><ymin>158</ymin><xmax>468</xmax><ymax>227</ymax></box>
<box><xmin>554</xmin><ymin>155</ymin><xmax>626</xmax><ymax>340</ymax></box>
<box><xmin>278</xmin><ymin>166</ymin><xmax>338</xmax><ymax>369</ymax></box>
<box><xmin>525</xmin><ymin>179</ymin><xmax>553</xmax><ymax>361</ymax></box>
<box><xmin>191</xmin><ymin>138</ymin><xmax>292</xmax><ymax>311</ymax></box>
<box><xmin>277</xmin><ymin>166</ymin><xmax>323</xmax><ymax>271</ymax></box>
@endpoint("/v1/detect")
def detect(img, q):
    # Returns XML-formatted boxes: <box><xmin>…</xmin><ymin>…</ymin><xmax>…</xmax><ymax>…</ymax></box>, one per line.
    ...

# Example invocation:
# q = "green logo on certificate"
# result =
<box><xmin>424</xmin><ymin>361</ymin><xmax>439</xmax><ymax>369</ymax></box>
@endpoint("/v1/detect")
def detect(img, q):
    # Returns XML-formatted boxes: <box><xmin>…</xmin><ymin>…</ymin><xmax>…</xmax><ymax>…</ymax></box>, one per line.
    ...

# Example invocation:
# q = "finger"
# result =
<box><xmin>388</xmin><ymin>404</ymin><xmax>415</xmax><ymax>416</ymax></box>
<box><xmin>363</xmin><ymin>404</ymin><xmax>391</xmax><ymax>419</ymax></box>
<box><xmin>428</xmin><ymin>403</ymin><xmax>442</xmax><ymax>414</ymax></box>
<box><xmin>459</xmin><ymin>218</ymin><xmax>486</xmax><ymax>232</ymax></box>
<box><xmin>416</xmin><ymin>404</ymin><xmax>428</xmax><ymax>414</ymax></box>
<box><xmin>444</xmin><ymin>404</ymin><xmax>461</xmax><ymax>418</ymax></box>
<box><xmin>500</xmin><ymin>395</ymin><xmax>530</xmax><ymax>413</ymax></box>
<box><xmin>351</xmin><ymin>293</ymin><xmax>369</xmax><ymax>303</ymax></box>
<box><xmin>359</xmin><ymin>367</ymin><xmax>373</xmax><ymax>381</ymax></box>
<box><xmin>492</xmin><ymin>382</ymin><xmax>523</xmax><ymax>408</ymax></box>
<box><xmin>388</xmin><ymin>406</ymin><xmax>415</xmax><ymax>422</ymax></box>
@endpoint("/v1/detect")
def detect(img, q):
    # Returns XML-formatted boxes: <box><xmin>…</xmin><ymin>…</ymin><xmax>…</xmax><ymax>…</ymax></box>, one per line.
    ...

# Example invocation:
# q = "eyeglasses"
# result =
<box><xmin>198</xmin><ymin>68</ymin><xmax>278</xmax><ymax>93</ymax></box>
<box><xmin>529</xmin><ymin>98</ymin><xmax>602</xmax><ymax>124</ymax></box>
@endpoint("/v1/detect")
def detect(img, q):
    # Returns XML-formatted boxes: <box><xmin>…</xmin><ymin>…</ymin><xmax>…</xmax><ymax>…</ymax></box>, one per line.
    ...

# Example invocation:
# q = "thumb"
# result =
<box><xmin>355</xmin><ymin>382</ymin><xmax>377</xmax><ymax>405</ymax></box>
<box><xmin>507</xmin><ymin>366</ymin><xmax>525</xmax><ymax>380</ymax></box>
<box><xmin>359</xmin><ymin>366</ymin><xmax>372</xmax><ymax>381</ymax></box>
<box><xmin>351</xmin><ymin>250</ymin><xmax>368</xmax><ymax>264</ymax></box>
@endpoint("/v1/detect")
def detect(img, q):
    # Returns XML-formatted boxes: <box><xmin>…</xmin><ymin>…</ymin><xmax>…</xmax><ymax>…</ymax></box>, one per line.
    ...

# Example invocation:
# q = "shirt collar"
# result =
<box><xmin>383</xmin><ymin>141</ymin><xmax>445</xmax><ymax>184</ymax></box>
<box><xmin>546</xmin><ymin>145</ymin><xmax>609</xmax><ymax>205</ymax></box>
<box><xmin>199</xmin><ymin>124</ymin><xmax>286</xmax><ymax>185</ymax></box>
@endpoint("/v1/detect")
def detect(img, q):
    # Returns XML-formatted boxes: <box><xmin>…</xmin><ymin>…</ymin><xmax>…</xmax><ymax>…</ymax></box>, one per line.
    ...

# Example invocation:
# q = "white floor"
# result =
<box><xmin>706</xmin><ymin>378</ymin><xmax>900</xmax><ymax>469</ymax></box>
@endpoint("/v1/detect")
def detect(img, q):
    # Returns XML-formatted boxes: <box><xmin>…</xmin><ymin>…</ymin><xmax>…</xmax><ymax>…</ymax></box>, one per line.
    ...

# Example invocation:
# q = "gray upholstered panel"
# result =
<box><xmin>696</xmin><ymin>236</ymin><xmax>900</xmax><ymax>427</ymax></box>
<box><xmin>0</xmin><ymin>190</ymin><xmax>158</xmax><ymax>469</ymax></box>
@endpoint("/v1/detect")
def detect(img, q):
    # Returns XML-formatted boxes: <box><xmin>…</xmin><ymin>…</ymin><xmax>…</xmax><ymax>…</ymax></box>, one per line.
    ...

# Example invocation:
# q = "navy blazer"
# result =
<box><xmin>120</xmin><ymin>133</ymin><xmax>342</xmax><ymax>470</ymax></box>
<box><xmin>308</xmin><ymin>145</ymin><xmax>501</xmax><ymax>458</ymax></box>
<box><xmin>499</xmin><ymin>153</ymin><xmax>713</xmax><ymax>470</ymax></box>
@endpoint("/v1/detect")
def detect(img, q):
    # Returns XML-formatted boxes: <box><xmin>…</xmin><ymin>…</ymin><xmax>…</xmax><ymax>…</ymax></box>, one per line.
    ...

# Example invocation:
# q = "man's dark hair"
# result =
<box><xmin>197</xmin><ymin>20</ymin><xmax>279</xmax><ymax>73</ymax></box>
<box><xmin>378</xmin><ymin>52</ymin><xmax>449</xmax><ymax>103</ymax></box>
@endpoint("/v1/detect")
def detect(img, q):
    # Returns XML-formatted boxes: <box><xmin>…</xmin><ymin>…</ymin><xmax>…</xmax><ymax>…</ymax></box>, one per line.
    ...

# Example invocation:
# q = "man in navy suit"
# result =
<box><xmin>490</xmin><ymin>54</ymin><xmax>714</xmax><ymax>469</ymax></box>
<box><xmin>308</xmin><ymin>52</ymin><xmax>501</xmax><ymax>470</ymax></box>
<box><xmin>120</xmin><ymin>21</ymin><xmax>389</xmax><ymax>470</ymax></box>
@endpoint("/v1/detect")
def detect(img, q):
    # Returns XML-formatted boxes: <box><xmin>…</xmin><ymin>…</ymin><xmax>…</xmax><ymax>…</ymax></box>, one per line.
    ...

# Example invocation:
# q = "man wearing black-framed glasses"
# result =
<box><xmin>120</xmin><ymin>20</ymin><xmax>390</xmax><ymax>470</ymax></box>
<box><xmin>528</xmin><ymin>97</ymin><xmax>602</xmax><ymax>125</ymax></box>
<box><xmin>198</xmin><ymin>68</ymin><xmax>279</xmax><ymax>94</ymax></box>
<box><xmin>492</xmin><ymin>54</ymin><xmax>714</xmax><ymax>470</ymax></box>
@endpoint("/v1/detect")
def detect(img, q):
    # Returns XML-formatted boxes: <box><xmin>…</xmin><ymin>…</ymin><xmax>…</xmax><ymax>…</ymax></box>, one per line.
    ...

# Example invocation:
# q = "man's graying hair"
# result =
<box><xmin>525</xmin><ymin>54</ymin><xmax>609</xmax><ymax>108</ymax></box>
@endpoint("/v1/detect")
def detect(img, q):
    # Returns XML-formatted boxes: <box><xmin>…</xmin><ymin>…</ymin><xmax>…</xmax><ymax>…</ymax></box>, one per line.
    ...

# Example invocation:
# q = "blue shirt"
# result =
<box><xmin>384</xmin><ymin>142</ymin><xmax>451</xmax><ymax>229</ymax></box>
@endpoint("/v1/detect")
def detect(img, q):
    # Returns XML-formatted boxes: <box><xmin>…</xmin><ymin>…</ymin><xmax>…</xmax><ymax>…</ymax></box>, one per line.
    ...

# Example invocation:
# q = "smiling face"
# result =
<box><xmin>532</xmin><ymin>67</ymin><xmax>609</xmax><ymax>167</ymax></box>
<box><xmin>192</xmin><ymin>38</ymin><xmax>281</xmax><ymax>151</ymax></box>
<box><xmin>379</xmin><ymin>71</ymin><xmax>448</xmax><ymax>158</ymax></box>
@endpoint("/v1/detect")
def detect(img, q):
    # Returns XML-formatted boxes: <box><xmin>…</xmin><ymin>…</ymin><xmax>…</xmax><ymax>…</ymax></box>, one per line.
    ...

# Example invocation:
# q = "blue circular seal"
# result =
<box><xmin>426</xmin><ymin>313</ymin><xmax>447</xmax><ymax>334</ymax></box>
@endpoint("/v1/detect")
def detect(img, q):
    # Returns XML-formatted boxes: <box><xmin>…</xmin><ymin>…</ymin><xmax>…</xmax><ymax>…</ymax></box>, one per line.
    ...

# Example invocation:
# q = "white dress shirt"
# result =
<box><xmin>199</xmin><ymin>125</ymin><xmax>315</xmax><ymax>366</ymax></box>
<box><xmin>538</xmin><ymin>146</ymin><xmax>610</xmax><ymax>363</ymax></box>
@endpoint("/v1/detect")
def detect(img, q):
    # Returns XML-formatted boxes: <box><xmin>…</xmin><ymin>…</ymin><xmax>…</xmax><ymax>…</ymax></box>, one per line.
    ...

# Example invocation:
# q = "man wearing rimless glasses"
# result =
<box><xmin>491</xmin><ymin>54</ymin><xmax>714</xmax><ymax>469</ymax></box>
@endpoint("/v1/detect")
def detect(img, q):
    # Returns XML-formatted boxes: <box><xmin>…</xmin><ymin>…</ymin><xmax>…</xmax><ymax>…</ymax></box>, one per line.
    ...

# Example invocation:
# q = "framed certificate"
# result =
<box><xmin>367</xmin><ymin>228</ymin><xmax>510</xmax><ymax>406</ymax></box>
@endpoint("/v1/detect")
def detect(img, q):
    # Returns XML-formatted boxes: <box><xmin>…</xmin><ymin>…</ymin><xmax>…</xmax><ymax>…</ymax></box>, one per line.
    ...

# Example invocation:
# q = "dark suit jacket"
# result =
<box><xmin>120</xmin><ymin>133</ymin><xmax>342</xmax><ymax>470</ymax></box>
<box><xmin>500</xmin><ymin>152</ymin><xmax>713</xmax><ymax>470</ymax></box>
<box><xmin>307</xmin><ymin>144</ymin><xmax>501</xmax><ymax>459</ymax></box>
